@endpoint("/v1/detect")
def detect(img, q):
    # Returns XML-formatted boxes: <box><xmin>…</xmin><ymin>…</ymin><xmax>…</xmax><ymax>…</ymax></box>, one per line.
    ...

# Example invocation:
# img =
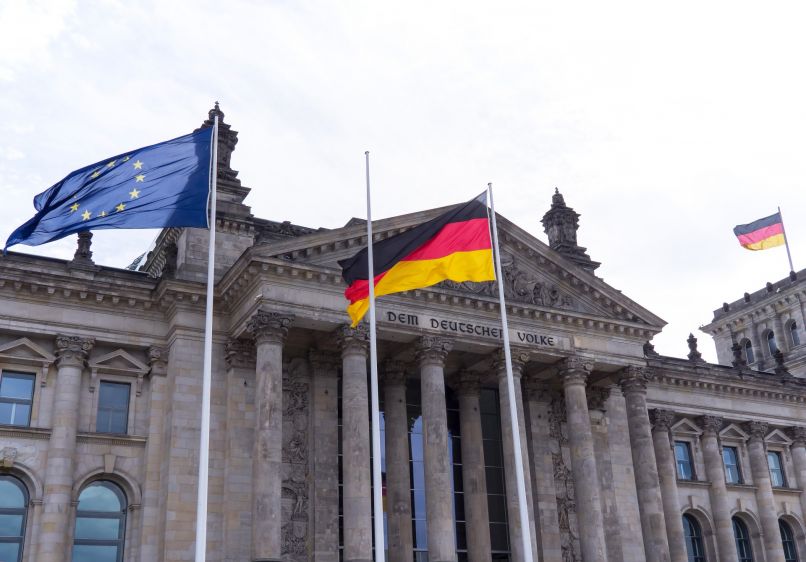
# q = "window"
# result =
<box><xmin>723</xmin><ymin>446</ymin><xmax>742</xmax><ymax>484</ymax></box>
<box><xmin>780</xmin><ymin>520</ymin><xmax>799</xmax><ymax>562</ymax></box>
<box><xmin>0</xmin><ymin>372</ymin><xmax>35</xmax><ymax>427</ymax></box>
<box><xmin>744</xmin><ymin>340</ymin><xmax>755</xmax><ymax>364</ymax></box>
<box><xmin>96</xmin><ymin>382</ymin><xmax>130</xmax><ymax>434</ymax></box>
<box><xmin>0</xmin><ymin>475</ymin><xmax>28</xmax><ymax>562</ymax></box>
<box><xmin>790</xmin><ymin>322</ymin><xmax>801</xmax><ymax>347</ymax></box>
<box><xmin>768</xmin><ymin>331</ymin><xmax>778</xmax><ymax>355</ymax></box>
<box><xmin>733</xmin><ymin>517</ymin><xmax>754</xmax><ymax>562</ymax></box>
<box><xmin>72</xmin><ymin>481</ymin><xmax>126</xmax><ymax>562</ymax></box>
<box><xmin>675</xmin><ymin>441</ymin><xmax>695</xmax><ymax>480</ymax></box>
<box><xmin>682</xmin><ymin>514</ymin><xmax>706</xmax><ymax>562</ymax></box>
<box><xmin>768</xmin><ymin>451</ymin><xmax>786</xmax><ymax>487</ymax></box>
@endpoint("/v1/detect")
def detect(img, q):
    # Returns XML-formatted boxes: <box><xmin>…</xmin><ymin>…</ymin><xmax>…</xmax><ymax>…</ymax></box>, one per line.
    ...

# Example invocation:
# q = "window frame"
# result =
<box><xmin>71</xmin><ymin>480</ymin><xmax>127</xmax><ymax>562</ymax></box>
<box><xmin>0</xmin><ymin>474</ymin><xmax>29</xmax><ymax>562</ymax></box>
<box><xmin>722</xmin><ymin>445</ymin><xmax>743</xmax><ymax>485</ymax></box>
<box><xmin>767</xmin><ymin>450</ymin><xmax>787</xmax><ymax>488</ymax></box>
<box><xmin>675</xmin><ymin>440</ymin><xmax>696</xmax><ymax>481</ymax></box>
<box><xmin>767</xmin><ymin>330</ymin><xmax>778</xmax><ymax>356</ymax></box>
<box><xmin>94</xmin><ymin>381</ymin><xmax>132</xmax><ymax>435</ymax></box>
<box><xmin>733</xmin><ymin>517</ymin><xmax>754</xmax><ymax>562</ymax></box>
<box><xmin>788</xmin><ymin>320</ymin><xmax>801</xmax><ymax>347</ymax></box>
<box><xmin>0</xmin><ymin>370</ymin><xmax>36</xmax><ymax>427</ymax></box>
<box><xmin>742</xmin><ymin>339</ymin><xmax>755</xmax><ymax>364</ymax></box>
<box><xmin>780</xmin><ymin>519</ymin><xmax>800</xmax><ymax>562</ymax></box>
<box><xmin>682</xmin><ymin>513</ymin><xmax>707</xmax><ymax>562</ymax></box>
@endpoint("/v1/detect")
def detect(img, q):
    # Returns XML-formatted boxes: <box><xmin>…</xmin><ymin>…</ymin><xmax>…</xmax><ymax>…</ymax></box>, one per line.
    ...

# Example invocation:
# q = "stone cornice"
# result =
<box><xmin>76</xmin><ymin>432</ymin><xmax>147</xmax><ymax>447</ymax></box>
<box><xmin>0</xmin><ymin>425</ymin><xmax>51</xmax><ymax>440</ymax></box>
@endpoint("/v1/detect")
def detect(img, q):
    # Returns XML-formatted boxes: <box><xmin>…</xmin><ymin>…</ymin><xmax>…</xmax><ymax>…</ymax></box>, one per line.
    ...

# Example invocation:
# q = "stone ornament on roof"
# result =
<box><xmin>540</xmin><ymin>188</ymin><xmax>600</xmax><ymax>271</ymax></box>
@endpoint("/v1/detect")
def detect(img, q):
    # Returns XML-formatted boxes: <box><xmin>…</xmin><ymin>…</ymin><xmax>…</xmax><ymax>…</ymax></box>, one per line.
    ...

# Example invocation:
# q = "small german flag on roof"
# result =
<box><xmin>733</xmin><ymin>212</ymin><xmax>785</xmax><ymax>251</ymax></box>
<box><xmin>338</xmin><ymin>194</ymin><xmax>495</xmax><ymax>326</ymax></box>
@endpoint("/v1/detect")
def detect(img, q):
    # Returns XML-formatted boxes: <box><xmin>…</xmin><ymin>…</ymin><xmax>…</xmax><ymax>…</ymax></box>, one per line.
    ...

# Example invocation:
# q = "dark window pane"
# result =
<box><xmin>96</xmin><ymin>382</ymin><xmax>130</xmax><ymax>434</ymax></box>
<box><xmin>490</xmin><ymin>522</ymin><xmax>509</xmax><ymax>550</ymax></box>
<box><xmin>71</xmin><ymin>544</ymin><xmax>119</xmax><ymax>562</ymax></box>
<box><xmin>0</xmin><ymin>513</ymin><xmax>23</xmax><ymax>536</ymax></box>
<box><xmin>486</xmin><ymin>466</ymin><xmax>504</xmax><ymax>494</ymax></box>
<box><xmin>484</xmin><ymin>438</ymin><xmax>502</xmax><ymax>466</ymax></box>
<box><xmin>456</xmin><ymin>521</ymin><xmax>467</xmax><ymax>550</ymax></box>
<box><xmin>0</xmin><ymin>478</ymin><xmax>26</xmax><ymax>507</ymax></box>
<box><xmin>74</xmin><ymin>516</ymin><xmax>120</xmax><ymax>540</ymax></box>
<box><xmin>675</xmin><ymin>442</ymin><xmax>694</xmax><ymax>480</ymax></box>
<box><xmin>487</xmin><ymin>494</ymin><xmax>508</xmax><ymax>522</ymax></box>
<box><xmin>77</xmin><ymin>483</ymin><xmax>123</xmax><ymax>512</ymax></box>
<box><xmin>414</xmin><ymin>519</ymin><xmax>428</xmax><ymax>549</ymax></box>
<box><xmin>0</xmin><ymin>374</ymin><xmax>35</xmax><ymax>399</ymax></box>
<box><xmin>0</xmin><ymin>401</ymin><xmax>12</xmax><ymax>424</ymax></box>
<box><xmin>0</xmin><ymin>544</ymin><xmax>20</xmax><ymax>562</ymax></box>
<box><xmin>453</xmin><ymin>465</ymin><xmax>464</xmax><ymax>492</ymax></box>
<box><xmin>453</xmin><ymin>493</ymin><xmax>465</xmax><ymax>521</ymax></box>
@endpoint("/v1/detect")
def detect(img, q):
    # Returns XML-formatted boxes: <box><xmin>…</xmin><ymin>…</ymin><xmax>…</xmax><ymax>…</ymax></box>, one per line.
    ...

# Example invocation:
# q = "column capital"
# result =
<box><xmin>147</xmin><ymin>345</ymin><xmax>169</xmax><ymax>376</ymax></box>
<box><xmin>247</xmin><ymin>310</ymin><xmax>294</xmax><ymax>344</ymax></box>
<box><xmin>54</xmin><ymin>334</ymin><xmax>94</xmax><ymax>368</ymax></box>
<box><xmin>382</xmin><ymin>360</ymin><xmax>408</xmax><ymax>386</ymax></box>
<box><xmin>415</xmin><ymin>335</ymin><xmax>453</xmax><ymax>367</ymax></box>
<box><xmin>558</xmin><ymin>356</ymin><xmax>593</xmax><ymax>387</ymax></box>
<box><xmin>337</xmin><ymin>324</ymin><xmax>369</xmax><ymax>357</ymax></box>
<box><xmin>618</xmin><ymin>365</ymin><xmax>654</xmax><ymax>394</ymax></box>
<box><xmin>789</xmin><ymin>426</ymin><xmax>806</xmax><ymax>447</ymax></box>
<box><xmin>452</xmin><ymin>370</ymin><xmax>482</xmax><ymax>397</ymax></box>
<box><xmin>309</xmin><ymin>349</ymin><xmax>341</xmax><ymax>373</ymax></box>
<box><xmin>491</xmin><ymin>347</ymin><xmax>530</xmax><ymax>379</ymax></box>
<box><xmin>225</xmin><ymin>338</ymin><xmax>255</xmax><ymax>369</ymax></box>
<box><xmin>651</xmin><ymin>409</ymin><xmax>676</xmax><ymax>433</ymax></box>
<box><xmin>700</xmin><ymin>415</ymin><xmax>724</xmax><ymax>435</ymax></box>
<box><xmin>744</xmin><ymin>420</ymin><xmax>769</xmax><ymax>443</ymax></box>
<box><xmin>587</xmin><ymin>386</ymin><xmax>611</xmax><ymax>411</ymax></box>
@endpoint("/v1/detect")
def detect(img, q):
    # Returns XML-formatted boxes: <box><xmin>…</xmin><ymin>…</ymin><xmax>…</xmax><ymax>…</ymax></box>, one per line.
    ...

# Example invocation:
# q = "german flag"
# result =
<box><xmin>733</xmin><ymin>212</ymin><xmax>785</xmax><ymax>251</ymax></box>
<box><xmin>338</xmin><ymin>194</ymin><xmax>495</xmax><ymax>326</ymax></box>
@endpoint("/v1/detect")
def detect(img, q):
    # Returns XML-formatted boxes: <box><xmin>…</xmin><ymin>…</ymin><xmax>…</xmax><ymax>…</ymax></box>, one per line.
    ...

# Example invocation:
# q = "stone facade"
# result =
<box><xmin>3</xmin><ymin>106</ymin><xmax>806</xmax><ymax>562</ymax></box>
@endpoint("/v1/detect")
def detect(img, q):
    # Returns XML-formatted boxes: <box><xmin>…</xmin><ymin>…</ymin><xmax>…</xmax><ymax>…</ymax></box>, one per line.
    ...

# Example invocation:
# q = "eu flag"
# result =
<box><xmin>4</xmin><ymin>127</ymin><xmax>213</xmax><ymax>250</ymax></box>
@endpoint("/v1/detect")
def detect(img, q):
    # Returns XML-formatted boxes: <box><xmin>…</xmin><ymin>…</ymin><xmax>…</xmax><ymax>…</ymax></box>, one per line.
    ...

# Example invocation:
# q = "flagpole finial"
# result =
<box><xmin>365</xmin><ymin>150</ymin><xmax>369</xmax><ymax>156</ymax></box>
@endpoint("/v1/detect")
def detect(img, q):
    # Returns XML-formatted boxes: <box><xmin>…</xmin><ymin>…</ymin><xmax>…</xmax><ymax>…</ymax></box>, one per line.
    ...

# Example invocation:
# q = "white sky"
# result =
<box><xmin>2</xmin><ymin>0</ymin><xmax>805</xmax><ymax>363</ymax></box>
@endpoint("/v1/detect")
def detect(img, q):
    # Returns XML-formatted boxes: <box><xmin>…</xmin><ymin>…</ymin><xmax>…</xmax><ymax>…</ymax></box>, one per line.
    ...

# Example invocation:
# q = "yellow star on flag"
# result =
<box><xmin>122</xmin><ymin>155</ymin><xmax>131</xmax><ymax>162</ymax></box>
<box><xmin>91</xmin><ymin>170</ymin><xmax>101</xmax><ymax>178</ymax></box>
<box><xmin>135</xmin><ymin>174</ymin><xmax>145</xmax><ymax>182</ymax></box>
<box><xmin>81</xmin><ymin>210</ymin><xmax>91</xmax><ymax>221</ymax></box>
<box><xmin>99</xmin><ymin>211</ymin><xmax>107</xmax><ymax>217</ymax></box>
<box><xmin>69</xmin><ymin>203</ymin><xmax>80</xmax><ymax>212</ymax></box>
<box><xmin>129</xmin><ymin>188</ymin><xmax>140</xmax><ymax>199</ymax></box>
<box><xmin>133</xmin><ymin>160</ymin><xmax>143</xmax><ymax>170</ymax></box>
<box><xmin>106</xmin><ymin>160</ymin><xmax>117</xmax><ymax>168</ymax></box>
<box><xmin>116</xmin><ymin>203</ymin><xmax>126</xmax><ymax>212</ymax></box>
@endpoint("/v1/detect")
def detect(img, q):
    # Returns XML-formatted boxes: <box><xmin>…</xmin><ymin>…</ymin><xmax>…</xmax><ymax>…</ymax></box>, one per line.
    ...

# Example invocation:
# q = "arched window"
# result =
<box><xmin>743</xmin><ymin>340</ymin><xmax>755</xmax><ymax>364</ymax></box>
<box><xmin>72</xmin><ymin>481</ymin><xmax>127</xmax><ymax>562</ymax></box>
<box><xmin>780</xmin><ymin>520</ymin><xmax>799</xmax><ymax>562</ymax></box>
<box><xmin>768</xmin><ymin>331</ymin><xmax>778</xmax><ymax>355</ymax></box>
<box><xmin>0</xmin><ymin>475</ymin><xmax>29</xmax><ymax>562</ymax></box>
<box><xmin>682</xmin><ymin>514</ymin><xmax>706</xmax><ymax>562</ymax></box>
<box><xmin>790</xmin><ymin>321</ymin><xmax>801</xmax><ymax>347</ymax></box>
<box><xmin>733</xmin><ymin>517</ymin><xmax>754</xmax><ymax>562</ymax></box>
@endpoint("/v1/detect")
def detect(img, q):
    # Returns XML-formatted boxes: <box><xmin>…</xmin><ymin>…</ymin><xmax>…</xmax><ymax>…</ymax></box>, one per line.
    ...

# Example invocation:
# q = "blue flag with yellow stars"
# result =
<box><xmin>4</xmin><ymin>127</ymin><xmax>213</xmax><ymax>250</ymax></box>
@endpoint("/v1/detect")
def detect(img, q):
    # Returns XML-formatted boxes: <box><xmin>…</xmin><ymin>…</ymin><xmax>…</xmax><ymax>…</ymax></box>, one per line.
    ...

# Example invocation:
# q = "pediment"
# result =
<box><xmin>249</xmin><ymin>205</ymin><xmax>666</xmax><ymax>329</ymax></box>
<box><xmin>720</xmin><ymin>423</ymin><xmax>749</xmax><ymax>441</ymax></box>
<box><xmin>672</xmin><ymin>418</ymin><xmax>702</xmax><ymax>436</ymax></box>
<box><xmin>0</xmin><ymin>337</ymin><xmax>55</xmax><ymax>365</ymax></box>
<box><xmin>766</xmin><ymin>429</ymin><xmax>793</xmax><ymax>446</ymax></box>
<box><xmin>89</xmin><ymin>349</ymin><xmax>149</xmax><ymax>376</ymax></box>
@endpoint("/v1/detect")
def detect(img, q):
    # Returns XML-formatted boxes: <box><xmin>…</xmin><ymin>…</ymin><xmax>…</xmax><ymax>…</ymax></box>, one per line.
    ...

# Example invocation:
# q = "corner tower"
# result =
<box><xmin>541</xmin><ymin>188</ymin><xmax>600</xmax><ymax>271</ymax></box>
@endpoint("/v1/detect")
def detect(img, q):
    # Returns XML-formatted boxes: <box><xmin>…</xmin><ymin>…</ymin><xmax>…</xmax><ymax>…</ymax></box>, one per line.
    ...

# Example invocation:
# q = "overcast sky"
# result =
<box><xmin>2</xmin><ymin>0</ymin><xmax>805</xmax><ymax>363</ymax></box>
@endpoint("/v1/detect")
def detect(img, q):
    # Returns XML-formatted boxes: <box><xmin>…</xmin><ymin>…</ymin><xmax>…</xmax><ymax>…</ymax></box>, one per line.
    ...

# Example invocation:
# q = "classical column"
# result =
<box><xmin>650</xmin><ymin>410</ymin><xmax>687</xmax><ymax>562</ymax></box>
<box><xmin>139</xmin><ymin>346</ymin><xmax>170</xmax><ymax>562</ymax></box>
<box><xmin>494</xmin><ymin>349</ymin><xmax>538</xmax><ymax>562</ymax></box>
<box><xmin>310</xmin><ymin>349</ymin><xmax>341</xmax><ymax>562</ymax></box>
<box><xmin>523</xmin><ymin>379</ymin><xmax>562</xmax><ymax>560</ymax></box>
<box><xmin>619</xmin><ymin>366</ymin><xmax>671</xmax><ymax>562</ymax></box>
<box><xmin>744</xmin><ymin>421</ymin><xmax>786</xmax><ymax>562</ymax></box>
<box><xmin>38</xmin><ymin>334</ymin><xmax>94</xmax><ymax>562</ymax></box>
<box><xmin>558</xmin><ymin>356</ymin><xmax>607</xmax><ymax>561</ymax></box>
<box><xmin>788</xmin><ymin>427</ymin><xmax>806</xmax><ymax>521</ymax></box>
<box><xmin>383</xmin><ymin>360</ymin><xmax>414</xmax><ymax>562</ymax></box>
<box><xmin>455</xmin><ymin>371</ymin><xmax>492</xmax><ymax>562</ymax></box>
<box><xmin>699</xmin><ymin>415</ymin><xmax>738</xmax><ymax>560</ymax></box>
<box><xmin>247</xmin><ymin>311</ymin><xmax>293</xmax><ymax>562</ymax></box>
<box><xmin>338</xmin><ymin>325</ymin><xmax>373</xmax><ymax>562</ymax></box>
<box><xmin>416</xmin><ymin>335</ymin><xmax>457</xmax><ymax>562</ymax></box>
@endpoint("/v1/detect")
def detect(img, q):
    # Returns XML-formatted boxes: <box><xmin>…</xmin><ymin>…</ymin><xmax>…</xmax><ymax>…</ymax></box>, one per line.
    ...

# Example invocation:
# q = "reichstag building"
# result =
<box><xmin>1</xmin><ymin>105</ymin><xmax>805</xmax><ymax>562</ymax></box>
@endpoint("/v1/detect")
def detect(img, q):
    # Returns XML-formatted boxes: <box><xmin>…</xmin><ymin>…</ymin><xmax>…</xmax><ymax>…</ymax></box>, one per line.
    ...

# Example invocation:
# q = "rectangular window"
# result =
<box><xmin>675</xmin><ymin>441</ymin><xmax>695</xmax><ymax>480</ymax></box>
<box><xmin>723</xmin><ymin>446</ymin><xmax>742</xmax><ymax>484</ymax></box>
<box><xmin>0</xmin><ymin>371</ymin><xmax>35</xmax><ymax>427</ymax></box>
<box><xmin>96</xmin><ymin>382</ymin><xmax>130</xmax><ymax>434</ymax></box>
<box><xmin>767</xmin><ymin>451</ymin><xmax>786</xmax><ymax>487</ymax></box>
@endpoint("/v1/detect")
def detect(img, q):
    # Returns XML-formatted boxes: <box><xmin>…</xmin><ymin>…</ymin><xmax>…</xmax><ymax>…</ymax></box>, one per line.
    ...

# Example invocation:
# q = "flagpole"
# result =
<box><xmin>365</xmin><ymin>151</ymin><xmax>386</xmax><ymax>562</ymax></box>
<box><xmin>778</xmin><ymin>206</ymin><xmax>795</xmax><ymax>273</ymax></box>
<box><xmin>194</xmin><ymin>113</ymin><xmax>218</xmax><ymax>562</ymax></box>
<box><xmin>487</xmin><ymin>182</ymin><xmax>536</xmax><ymax>562</ymax></box>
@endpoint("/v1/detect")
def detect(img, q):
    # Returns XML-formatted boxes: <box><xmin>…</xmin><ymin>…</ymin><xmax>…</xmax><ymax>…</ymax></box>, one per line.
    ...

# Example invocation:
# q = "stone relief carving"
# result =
<box><xmin>548</xmin><ymin>392</ymin><xmax>581</xmax><ymax>562</ymax></box>
<box><xmin>281</xmin><ymin>360</ymin><xmax>310</xmax><ymax>561</ymax></box>
<box><xmin>440</xmin><ymin>255</ymin><xmax>575</xmax><ymax>310</ymax></box>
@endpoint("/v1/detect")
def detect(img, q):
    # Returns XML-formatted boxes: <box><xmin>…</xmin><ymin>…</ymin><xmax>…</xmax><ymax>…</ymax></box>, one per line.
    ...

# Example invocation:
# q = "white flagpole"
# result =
<box><xmin>365</xmin><ymin>151</ymin><xmax>386</xmax><ymax>562</ymax></box>
<box><xmin>194</xmin><ymin>113</ymin><xmax>219</xmax><ymax>562</ymax></box>
<box><xmin>487</xmin><ymin>182</ymin><xmax>536</xmax><ymax>562</ymax></box>
<box><xmin>778</xmin><ymin>206</ymin><xmax>796</xmax><ymax>273</ymax></box>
